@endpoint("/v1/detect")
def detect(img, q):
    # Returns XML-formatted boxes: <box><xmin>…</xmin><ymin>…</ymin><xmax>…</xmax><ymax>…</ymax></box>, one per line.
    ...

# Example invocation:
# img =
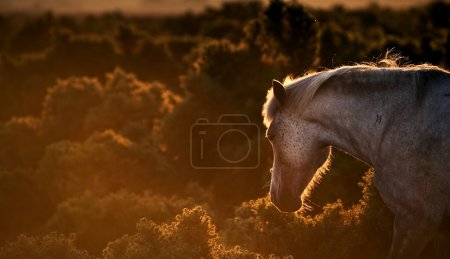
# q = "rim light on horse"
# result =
<box><xmin>262</xmin><ymin>60</ymin><xmax>450</xmax><ymax>258</ymax></box>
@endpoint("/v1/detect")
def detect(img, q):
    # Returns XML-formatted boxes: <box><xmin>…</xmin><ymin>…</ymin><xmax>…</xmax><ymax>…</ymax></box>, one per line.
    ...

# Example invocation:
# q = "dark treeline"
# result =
<box><xmin>0</xmin><ymin>0</ymin><xmax>448</xmax><ymax>258</ymax></box>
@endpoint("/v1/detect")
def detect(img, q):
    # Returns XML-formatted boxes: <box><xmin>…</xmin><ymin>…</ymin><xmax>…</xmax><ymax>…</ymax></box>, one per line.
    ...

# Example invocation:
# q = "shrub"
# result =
<box><xmin>103</xmin><ymin>206</ymin><xmax>218</xmax><ymax>259</ymax></box>
<box><xmin>0</xmin><ymin>116</ymin><xmax>43</xmax><ymax>169</ymax></box>
<box><xmin>103</xmin><ymin>205</ymin><xmax>264</xmax><ymax>259</ymax></box>
<box><xmin>223</xmin><ymin>171</ymin><xmax>393</xmax><ymax>259</ymax></box>
<box><xmin>244</xmin><ymin>0</ymin><xmax>319</xmax><ymax>73</ymax></box>
<box><xmin>46</xmin><ymin>190</ymin><xmax>198</xmax><ymax>253</ymax></box>
<box><xmin>41</xmin><ymin>76</ymin><xmax>103</xmax><ymax>140</ymax></box>
<box><xmin>0</xmin><ymin>233</ymin><xmax>93</xmax><ymax>259</ymax></box>
<box><xmin>36</xmin><ymin>130</ymin><xmax>174</xmax><ymax>204</ymax></box>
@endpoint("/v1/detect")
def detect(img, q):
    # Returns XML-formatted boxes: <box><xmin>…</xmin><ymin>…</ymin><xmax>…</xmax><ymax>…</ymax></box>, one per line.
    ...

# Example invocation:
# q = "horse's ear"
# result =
<box><xmin>272</xmin><ymin>79</ymin><xmax>286</xmax><ymax>105</ymax></box>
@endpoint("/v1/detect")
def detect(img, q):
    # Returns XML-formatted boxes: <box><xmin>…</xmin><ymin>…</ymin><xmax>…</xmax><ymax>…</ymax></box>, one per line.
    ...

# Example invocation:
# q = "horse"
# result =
<box><xmin>262</xmin><ymin>60</ymin><xmax>450</xmax><ymax>258</ymax></box>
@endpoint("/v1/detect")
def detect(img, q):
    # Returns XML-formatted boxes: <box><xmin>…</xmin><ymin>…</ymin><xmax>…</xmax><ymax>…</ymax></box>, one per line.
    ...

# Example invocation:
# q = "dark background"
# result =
<box><xmin>0</xmin><ymin>0</ymin><xmax>448</xmax><ymax>258</ymax></box>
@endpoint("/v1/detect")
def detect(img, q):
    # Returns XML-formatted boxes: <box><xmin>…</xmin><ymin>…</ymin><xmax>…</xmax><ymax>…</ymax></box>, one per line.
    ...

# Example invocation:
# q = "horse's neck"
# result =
<box><xmin>305</xmin><ymin>78</ymin><xmax>412</xmax><ymax>166</ymax></box>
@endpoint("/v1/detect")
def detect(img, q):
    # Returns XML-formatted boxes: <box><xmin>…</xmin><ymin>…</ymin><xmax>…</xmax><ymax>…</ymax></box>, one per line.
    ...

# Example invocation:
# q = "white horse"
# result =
<box><xmin>262</xmin><ymin>61</ymin><xmax>450</xmax><ymax>258</ymax></box>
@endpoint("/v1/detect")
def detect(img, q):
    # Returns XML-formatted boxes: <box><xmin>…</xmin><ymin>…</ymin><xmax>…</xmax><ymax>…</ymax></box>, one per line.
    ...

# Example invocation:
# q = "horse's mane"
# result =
<box><xmin>262</xmin><ymin>57</ymin><xmax>449</xmax><ymax>127</ymax></box>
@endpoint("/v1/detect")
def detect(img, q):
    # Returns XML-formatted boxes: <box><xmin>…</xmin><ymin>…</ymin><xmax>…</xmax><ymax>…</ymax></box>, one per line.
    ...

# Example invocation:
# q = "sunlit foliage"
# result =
<box><xmin>224</xmin><ymin>171</ymin><xmax>393</xmax><ymax>259</ymax></box>
<box><xmin>0</xmin><ymin>0</ymin><xmax>448</xmax><ymax>257</ymax></box>
<box><xmin>0</xmin><ymin>233</ymin><xmax>94</xmax><ymax>259</ymax></box>
<box><xmin>46</xmin><ymin>190</ymin><xmax>199</xmax><ymax>253</ymax></box>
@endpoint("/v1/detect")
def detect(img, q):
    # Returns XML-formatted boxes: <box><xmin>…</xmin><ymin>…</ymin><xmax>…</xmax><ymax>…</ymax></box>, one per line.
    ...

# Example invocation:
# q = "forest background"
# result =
<box><xmin>0</xmin><ymin>0</ymin><xmax>449</xmax><ymax>258</ymax></box>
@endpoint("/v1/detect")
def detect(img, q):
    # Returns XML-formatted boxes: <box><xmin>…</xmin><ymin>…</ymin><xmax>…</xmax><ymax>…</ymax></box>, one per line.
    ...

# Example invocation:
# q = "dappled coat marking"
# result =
<box><xmin>262</xmin><ymin>61</ymin><xmax>450</xmax><ymax>258</ymax></box>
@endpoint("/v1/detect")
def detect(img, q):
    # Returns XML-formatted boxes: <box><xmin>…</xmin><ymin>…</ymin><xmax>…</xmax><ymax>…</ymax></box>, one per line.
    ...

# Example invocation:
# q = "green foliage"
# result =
<box><xmin>0</xmin><ymin>233</ymin><xmax>94</xmax><ymax>259</ymax></box>
<box><xmin>82</xmin><ymin>68</ymin><xmax>180</xmax><ymax>141</ymax></box>
<box><xmin>0</xmin><ymin>1</ymin><xmax>447</xmax><ymax>258</ymax></box>
<box><xmin>307</xmin><ymin>150</ymin><xmax>369</xmax><ymax>211</ymax></box>
<box><xmin>224</xmin><ymin>171</ymin><xmax>393</xmax><ymax>259</ymax></box>
<box><xmin>6</xmin><ymin>13</ymin><xmax>55</xmax><ymax>55</ymax></box>
<box><xmin>103</xmin><ymin>206</ymin><xmax>264</xmax><ymax>259</ymax></box>
<box><xmin>103</xmin><ymin>206</ymin><xmax>218</xmax><ymax>258</ymax></box>
<box><xmin>36</xmin><ymin>129</ymin><xmax>174</xmax><ymax>203</ymax></box>
<box><xmin>0</xmin><ymin>168</ymin><xmax>43</xmax><ymax>243</ymax></box>
<box><xmin>41</xmin><ymin>76</ymin><xmax>103</xmax><ymax>140</ymax></box>
<box><xmin>46</xmin><ymin>190</ymin><xmax>198</xmax><ymax>253</ymax></box>
<box><xmin>245</xmin><ymin>0</ymin><xmax>319</xmax><ymax>73</ymax></box>
<box><xmin>318</xmin><ymin>22</ymin><xmax>369</xmax><ymax>67</ymax></box>
<box><xmin>0</xmin><ymin>116</ymin><xmax>43</xmax><ymax>169</ymax></box>
<box><xmin>40</xmin><ymin>68</ymin><xmax>179</xmax><ymax>142</ymax></box>
<box><xmin>160</xmin><ymin>38</ymin><xmax>278</xmax><ymax>213</ymax></box>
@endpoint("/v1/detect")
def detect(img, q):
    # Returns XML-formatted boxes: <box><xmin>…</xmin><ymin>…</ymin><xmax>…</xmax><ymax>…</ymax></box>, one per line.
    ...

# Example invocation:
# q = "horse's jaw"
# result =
<box><xmin>269</xmin><ymin>173</ymin><xmax>303</xmax><ymax>212</ymax></box>
<box><xmin>269</xmin><ymin>162</ymin><xmax>324</xmax><ymax>213</ymax></box>
<box><xmin>270</xmin><ymin>192</ymin><xmax>302</xmax><ymax>212</ymax></box>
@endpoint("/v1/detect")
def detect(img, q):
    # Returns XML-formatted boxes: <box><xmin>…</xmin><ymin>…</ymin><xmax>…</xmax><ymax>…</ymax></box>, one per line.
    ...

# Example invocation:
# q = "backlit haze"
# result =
<box><xmin>0</xmin><ymin>0</ymin><xmax>438</xmax><ymax>14</ymax></box>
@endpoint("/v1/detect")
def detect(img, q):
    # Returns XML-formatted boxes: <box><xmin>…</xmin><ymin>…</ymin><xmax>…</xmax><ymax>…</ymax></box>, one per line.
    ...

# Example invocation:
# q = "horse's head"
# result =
<box><xmin>264</xmin><ymin>79</ymin><xmax>330</xmax><ymax>212</ymax></box>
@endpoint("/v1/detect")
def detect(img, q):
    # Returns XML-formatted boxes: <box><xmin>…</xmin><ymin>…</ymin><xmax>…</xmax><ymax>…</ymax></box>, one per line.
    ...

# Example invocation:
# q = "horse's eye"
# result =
<box><xmin>266</xmin><ymin>126</ymin><xmax>276</xmax><ymax>141</ymax></box>
<box><xmin>266</xmin><ymin>131</ymin><xmax>275</xmax><ymax>141</ymax></box>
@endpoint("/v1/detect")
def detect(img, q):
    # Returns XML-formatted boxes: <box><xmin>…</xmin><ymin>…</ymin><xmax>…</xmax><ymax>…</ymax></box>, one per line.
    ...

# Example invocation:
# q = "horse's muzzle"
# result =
<box><xmin>270</xmin><ymin>191</ymin><xmax>302</xmax><ymax>213</ymax></box>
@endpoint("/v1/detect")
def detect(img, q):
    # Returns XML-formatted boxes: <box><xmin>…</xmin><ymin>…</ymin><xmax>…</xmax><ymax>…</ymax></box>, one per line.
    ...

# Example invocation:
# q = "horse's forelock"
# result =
<box><xmin>262</xmin><ymin>87</ymin><xmax>278</xmax><ymax>128</ymax></box>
